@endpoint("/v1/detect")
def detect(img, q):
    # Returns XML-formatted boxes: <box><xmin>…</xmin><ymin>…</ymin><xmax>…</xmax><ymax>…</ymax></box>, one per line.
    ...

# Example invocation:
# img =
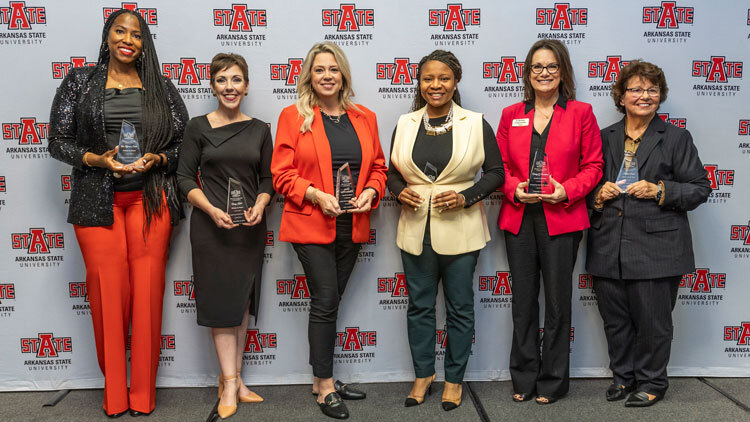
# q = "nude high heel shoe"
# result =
<box><xmin>217</xmin><ymin>375</ymin><xmax>238</xmax><ymax>419</ymax></box>
<box><xmin>237</xmin><ymin>372</ymin><xmax>263</xmax><ymax>403</ymax></box>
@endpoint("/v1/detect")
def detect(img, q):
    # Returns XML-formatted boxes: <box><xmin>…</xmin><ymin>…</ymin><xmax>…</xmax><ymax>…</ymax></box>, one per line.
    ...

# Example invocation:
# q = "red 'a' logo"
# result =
<box><xmin>691</xmin><ymin>57</ymin><xmax>743</xmax><ymax>83</ymax></box>
<box><xmin>703</xmin><ymin>164</ymin><xmax>734</xmax><ymax>190</ymax></box>
<box><xmin>20</xmin><ymin>333</ymin><xmax>72</xmax><ymax>357</ymax></box>
<box><xmin>377</xmin><ymin>272</ymin><xmax>408</xmax><ymax>297</ymax></box>
<box><xmin>1</xmin><ymin>118</ymin><xmax>48</xmax><ymax>145</ymax></box>
<box><xmin>478</xmin><ymin>271</ymin><xmax>512</xmax><ymax>295</ymax></box>
<box><xmin>739</xmin><ymin>120</ymin><xmax>750</xmax><ymax>136</ymax></box>
<box><xmin>642</xmin><ymin>1</ymin><xmax>694</xmax><ymax>28</ymax></box>
<box><xmin>680</xmin><ymin>268</ymin><xmax>726</xmax><ymax>293</ymax></box>
<box><xmin>730</xmin><ymin>222</ymin><xmax>750</xmax><ymax>245</ymax></box>
<box><xmin>51</xmin><ymin>57</ymin><xmax>96</xmax><ymax>79</ymax></box>
<box><xmin>244</xmin><ymin>329</ymin><xmax>277</xmax><ymax>353</ymax></box>
<box><xmin>269</xmin><ymin>58</ymin><xmax>303</xmax><ymax>86</ymax></box>
<box><xmin>657</xmin><ymin>113</ymin><xmax>687</xmax><ymax>129</ymax></box>
<box><xmin>11</xmin><ymin>228</ymin><xmax>64</xmax><ymax>253</ymax></box>
<box><xmin>173</xmin><ymin>277</ymin><xmax>195</xmax><ymax>300</ymax></box>
<box><xmin>68</xmin><ymin>282</ymin><xmax>88</xmax><ymax>302</ymax></box>
<box><xmin>162</xmin><ymin>58</ymin><xmax>211</xmax><ymax>85</ymax></box>
<box><xmin>213</xmin><ymin>4</ymin><xmax>267</xmax><ymax>31</ymax></box>
<box><xmin>0</xmin><ymin>283</ymin><xmax>15</xmax><ymax>299</ymax></box>
<box><xmin>321</xmin><ymin>4</ymin><xmax>374</xmax><ymax>31</ymax></box>
<box><xmin>428</xmin><ymin>4</ymin><xmax>480</xmax><ymax>31</ymax></box>
<box><xmin>0</xmin><ymin>2</ymin><xmax>46</xmax><ymax>30</ymax></box>
<box><xmin>276</xmin><ymin>274</ymin><xmax>310</xmax><ymax>299</ymax></box>
<box><xmin>724</xmin><ymin>322</ymin><xmax>750</xmax><ymax>345</ymax></box>
<box><xmin>103</xmin><ymin>2</ymin><xmax>158</xmax><ymax>25</ymax></box>
<box><xmin>536</xmin><ymin>3</ymin><xmax>588</xmax><ymax>30</ymax></box>
<box><xmin>483</xmin><ymin>57</ymin><xmax>524</xmax><ymax>83</ymax></box>
<box><xmin>336</xmin><ymin>327</ymin><xmax>376</xmax><ymax>351</ymax></box>
<box><xmin>375</xmin><ymin>59</ymin><xmax>419</xmax><ymax>85</ymax></box>
<box><xmin>587</xmin><ymin>56</ymin><xmax>629</xmax><ymax>83</ymax></box>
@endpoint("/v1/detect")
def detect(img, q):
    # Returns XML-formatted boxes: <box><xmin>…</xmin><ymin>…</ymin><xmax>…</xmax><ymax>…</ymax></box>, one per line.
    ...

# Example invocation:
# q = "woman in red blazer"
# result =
<box><xmin>271</xmin><ymin>41</ymin><xmax>387</xmax><ymax>420</ymax></box>
<box><xmin>496</xmin><ymin>40</ymin><xmax>603</xmax><ymax>404</ymax></box>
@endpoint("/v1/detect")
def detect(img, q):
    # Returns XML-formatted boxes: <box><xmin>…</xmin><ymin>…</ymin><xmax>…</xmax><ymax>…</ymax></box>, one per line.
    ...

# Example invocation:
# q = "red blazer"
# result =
<box><xmin>496</xmin><ymin>99</ymin><xmax>603</xmax><ymax>236</ymax></box>
<box><xmin>271</xmin><ymin>104</ymin><xmax>387</xmax><ymax>244</ymax></box>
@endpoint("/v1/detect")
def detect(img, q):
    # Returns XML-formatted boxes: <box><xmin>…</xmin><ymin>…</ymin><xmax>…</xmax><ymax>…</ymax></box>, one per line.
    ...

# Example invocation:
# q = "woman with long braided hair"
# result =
<box><xmin>48</xmin><ymin>9</ymin><xmax>187</xmax><ymax>418</ymax></box>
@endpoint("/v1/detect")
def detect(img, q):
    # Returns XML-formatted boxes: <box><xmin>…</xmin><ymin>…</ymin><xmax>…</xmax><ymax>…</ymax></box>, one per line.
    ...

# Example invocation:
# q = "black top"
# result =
<box><xmin>529</xmin><ymin>118</ymin><xmax>552</xmax><ymax>176</ymax></box>
<box><xmin>387</xmin><ymin>117</ymin><xmax>504</xmax><ymax>207</ymax></box>
<box><xmin>322</xmin><ymin>112</ymin><xmax>362</xmax><ymax>191</ymax></box>
<box><xmin>104</xmin><ymin>87</ymin><xmax>144</xmax><ymax>191</ymax></box>
<box><xmin>48</xmin><ymin>65</ymin><xmax>188</xmax><ymax>227</ymax></box>
<box><xmin>176</xmin><ymin>116</ymin><xmax>274</xmax><ymax>210</ymax></box>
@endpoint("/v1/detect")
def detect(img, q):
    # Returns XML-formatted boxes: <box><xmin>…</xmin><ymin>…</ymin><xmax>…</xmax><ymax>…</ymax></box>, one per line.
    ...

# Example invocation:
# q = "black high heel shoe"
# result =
<box><xmin>404</xmin><ymin>374</ymin><xmax>436</xmax><ymax>407</ymax></box>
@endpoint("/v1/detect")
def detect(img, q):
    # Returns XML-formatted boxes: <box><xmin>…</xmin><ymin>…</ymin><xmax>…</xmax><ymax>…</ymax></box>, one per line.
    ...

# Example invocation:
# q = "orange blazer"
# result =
<box><xmin>271</xmin><ymin>104</ymin><xmax>387</xmax><ymax>244</ymax></box>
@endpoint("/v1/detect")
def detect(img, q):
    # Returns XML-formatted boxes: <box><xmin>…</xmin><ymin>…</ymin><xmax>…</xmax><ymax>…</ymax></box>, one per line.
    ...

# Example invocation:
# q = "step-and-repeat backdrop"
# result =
<box><xmin>1</xmin><ymin>1</ymin><xmax>749</xmax><ymax>390</ymax></box>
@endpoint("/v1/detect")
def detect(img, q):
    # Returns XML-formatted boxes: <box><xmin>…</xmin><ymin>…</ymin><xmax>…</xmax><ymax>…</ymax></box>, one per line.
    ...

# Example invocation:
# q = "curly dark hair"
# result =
<box><xmin>611</xmin><ymin>60</ymin><xmax>668</xmax><ymax>114</ymax></box>
<box><xmin>522</xmin><ymin>39</ymin><xmax>576</xmax><ymax>103</ymax></box>
<box><xmin>98</xmin><ymin>9</ymin><xmax>174</xmax><ymax>228</ymax></box>
<box><xmin>411</xmin><ymin>50</ymin><xmax>462</xmax><ymax>111</ymax></box>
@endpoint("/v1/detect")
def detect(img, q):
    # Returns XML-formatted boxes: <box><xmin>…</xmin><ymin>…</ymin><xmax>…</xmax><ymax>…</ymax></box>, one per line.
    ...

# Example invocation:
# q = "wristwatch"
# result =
<box><xmin>654</xmin><ymin>183</ymin><xmax>662</xmax><ymax>202</ymax></box>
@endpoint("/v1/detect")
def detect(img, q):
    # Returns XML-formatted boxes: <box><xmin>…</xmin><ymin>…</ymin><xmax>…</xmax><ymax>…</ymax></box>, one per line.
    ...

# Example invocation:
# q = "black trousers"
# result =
<box><xmin>593</xmin><ymin>276</ymin><xmax>680</xmax><ymax>396</ymax></box>
<box><xmin>292</xmin><ymin>214</ymin><xmax>361</xmax><ymax>378</ymax></box>
<box><xmin>504</xmin><ymin>204</ymin><xmax>582</xmax><ymax>398</ymax></box>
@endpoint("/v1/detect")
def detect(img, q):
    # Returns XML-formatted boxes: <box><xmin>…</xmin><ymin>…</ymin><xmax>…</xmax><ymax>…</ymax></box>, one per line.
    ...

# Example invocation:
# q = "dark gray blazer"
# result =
<box><xmin>586</xmin><ymin>116</ymin><xmax>710</xmax><ymax>280</ymax></box>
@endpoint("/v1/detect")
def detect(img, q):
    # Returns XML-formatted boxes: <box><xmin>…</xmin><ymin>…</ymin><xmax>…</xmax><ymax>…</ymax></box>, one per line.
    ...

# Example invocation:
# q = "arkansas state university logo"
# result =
<box><xmin>21</xmin><ymin>333</ymin><xmax>72</xmax><ymax>357</ymax></box>
<box><xmin>173</xmin><ymin>276</ymin><xmax>196</xmax><ymax>314</ymax></box>
<box><xmin>11</xmin><ymin>228</ymin><xmax>65</xmax><ymax>268</ymax></box>
<box><xmin>321</xmin><ymin>4</ymin><xmax>374</xmax><ymax>46</ymax></box>
<box><xmin>377</xmin><ymin>272</ymin><xmax>408</xmax><ymax>310</ymax></box>
<box><xmin>428</xmin><ymin>4</ymin><xmax>480</xmax><ymax>46</ymax></box>
<box><xmin>691</xmin><ymin>57</ymin><xmax>743</xmax><ymax>97</ymax></box>
<box><xmin>723</xmin><ymin>322</ymin><xmax>750</xmax><ymax>358</ymax></box>
<box><xmin>642</xmin><ymin>1</ymin><xmax>693</xmax><ymax>43</ymax></box>
<box><xmin>243</xmin><ymin>329</ymin><xmax>277</xmax><ymax>366</ymax></box>
<box><xmin>277</xmin><ymin>274</ymin><xmax>310</xmax><ymax>312</ymax></box>
<box><xmin>677</xmin><ymin>268</ymin><xmax>726</xmax><ymax>306</ymax></box>
<box><xmin>588</xmin><ymin>56</ymin><xmax>629</xmax><ymax>83</ymax></box>
<box><xmin>163</xmin><ymin>58</ymin><xmax>210</xmax><ymax>85</ymax></box>
<box><xmin>375</xmin><ymin>58</ymin><xmax>417</xmax><ymax>100</ymax></box>
<box><xmin>51</xmin><ymin>57</ymin><xmax>95</xmax><ymax>79</ymax></box>
<box><xmin>2</xmin><ymin>117</ymin><xmax>48</xmax><ymax>145</ymax></box>
<box><xmin>482</xmin><ymin>56</ymin><xmax>524</xmax><ymax>99</ymax></box>
<box><xmin>269</xmin><ymin>58</ymin><xmax>302</xmax><ymax>100</ymax></box>
<box><xmin>103</xmin><ymin>2</ymin><xmax>157</xmax><ymax>25</ymax></box>
<box><xmin>478</xmin><ymin>271</ymin><xmax>512</xmax><ymax>309</ymax></box>
<box><xmin>0</xmin><ymin>2</ymin><xmax>45</xmax><ymax>29</ymax></box>
<box><xmin>657</xmin><ymin>112</ymin><xmax>686</xmax><ymax>129</ymax></box>
<box><xmin>68</xmin><ymin>281</ymin><xmax>90</xmax><ymax>316</ymax></box>
<box><xmin>704</xmin><ymin>164</ymin><xmax>734</xmax><ymax>204</ymax></box>
<box><xmin>0</xmin><ymin>283</ymin><xmax>15</xmax><ymax>317</ymax></box>
<box><xmin>535</xmin><ymin>3</ymin><xmax>588</xmax><ymax>45</ymax></box>
<box><xmin>435</xmin><ymin>326</ymin><xmax>475</xmax><ymax>358</ymax></box>
<box><xmin>213</xmin><ymin>4</ymin><xmax>266</xmax><ymax>31</ymax></box>
<box><xmin>730</xmin><ymin>221</ymin><xmax>750</xmax><ymax>259</ymax></box>
<box><xmin>739</xmin><ymin>120</ymin><xmax>750</xmax><ymax>155</ymax></box>
<box><xmin>577</xmin><ymin>273</ymin><xmax>597</xmax><ymax>306</ymax></box>
<box><xmin>335</xmin><ymin>327</ymin><xmax>376</xmax><ymax>363</ymax></box>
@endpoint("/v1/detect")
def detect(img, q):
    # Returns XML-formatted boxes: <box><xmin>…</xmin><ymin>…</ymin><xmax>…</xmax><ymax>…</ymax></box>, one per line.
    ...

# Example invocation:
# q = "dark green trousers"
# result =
<box><xmin>400</xmin><ymin>227</ymin><xmax>479</xmax><ymax>383</ymax></box>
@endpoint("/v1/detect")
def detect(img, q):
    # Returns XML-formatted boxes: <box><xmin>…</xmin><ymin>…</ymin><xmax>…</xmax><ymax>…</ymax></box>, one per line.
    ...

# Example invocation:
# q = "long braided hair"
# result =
<box><xmin>411</xmin><ymin>50</ymin><xmax>462</xmax><ymax>112</ymax></box>
<box><xmin>98</xmin><ymin>9</ymin><xmax>174</xmax><ymax>227</ymax></box>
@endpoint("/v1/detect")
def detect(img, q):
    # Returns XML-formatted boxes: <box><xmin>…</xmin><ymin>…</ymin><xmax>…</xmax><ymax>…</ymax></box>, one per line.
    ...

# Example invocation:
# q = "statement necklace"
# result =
<box><xmin>423</xmin><ymin>105</ymin><xmax>453</xmax><ymax>136</ymax></box>
<box><xmin>321</xmin><ymin>110</ymin><xmax>342</xmax><ymax>124</ymax></box>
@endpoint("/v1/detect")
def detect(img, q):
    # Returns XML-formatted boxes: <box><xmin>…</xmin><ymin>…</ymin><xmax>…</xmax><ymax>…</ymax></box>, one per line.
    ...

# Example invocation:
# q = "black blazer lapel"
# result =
<box><xmin>606</xmin><ymin>118</ymin><xmax>626</xmax><ymax>178</ymax></box>
<box><xmin>635</xmin><ymin>116</ymin><xmax>666</xmax><ymax>171</ymax></box>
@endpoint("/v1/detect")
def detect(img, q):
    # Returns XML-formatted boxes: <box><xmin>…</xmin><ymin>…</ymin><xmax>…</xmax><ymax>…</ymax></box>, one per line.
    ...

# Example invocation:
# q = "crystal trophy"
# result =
<box><xmin>615</xmin><ymin>151</ymin><xmax>639</xmax><ymax>191</ymax></box>
<box><xmin>528</xmin><ymin>149</ymin><xmax>552</xmax><ymax>194</ymax></box>
<box><xmin>336</xmin><ymin>162</ymin><xmax>356</xmax><ymax>211</ymax></box>
<box><xmin>424</xmin><ymin>162</ymin><xmax>438</xmax><ymax>182</ymax></box>
<box><xmin>226</xmin><ymin>177</ymin><xmax>248</xmax><ymax>224</ymax></box>
<box><xmin>117</xmin><ymin>120</ymin><xmax>142</xmax><ymax>165</ymax></box>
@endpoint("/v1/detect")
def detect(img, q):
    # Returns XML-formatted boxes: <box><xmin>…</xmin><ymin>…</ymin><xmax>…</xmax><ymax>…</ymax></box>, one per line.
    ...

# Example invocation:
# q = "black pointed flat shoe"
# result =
<box><xmin>334</xmin><ymin>380</ymin><xmax>366</xmax><ymax>400</ymax></box>
<box><xmin>318</xmin><ymin>392</ymin><xmax>349</xmax><ymax>419</ymax></box>
<box><xmin>606</xmin><ymin>383</ymin><xmax>635</xmax><ymax>401</ymax></box>
<box><xmin>624</xmin><ymin>391</ymin><xmax>662</xmax><ymax>407</ymax></box>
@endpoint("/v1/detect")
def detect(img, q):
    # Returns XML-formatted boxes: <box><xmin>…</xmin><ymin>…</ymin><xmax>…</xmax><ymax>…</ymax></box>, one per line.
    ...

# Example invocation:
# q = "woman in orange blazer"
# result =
<box><xmin>496</xmin><ymin>40</ymin><xmax>603</xmax><ymax>404</ymax></box>
<box><xmin>271</xmin><ymin>41</ymin><xmax>387</xmax><ymax>420</ymax></box>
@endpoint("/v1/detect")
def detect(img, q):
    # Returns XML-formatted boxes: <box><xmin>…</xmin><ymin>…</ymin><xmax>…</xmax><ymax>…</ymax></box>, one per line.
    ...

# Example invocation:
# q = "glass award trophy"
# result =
<box><xmin>226</xmin><ymin>177</ymin><xmax>248</xmax><ymax>224</ymax></box>
<box><xmin>117</xmin><ymin>120</ymin><xmax>142</xmax><ymax>165</ymax></box>
<box><xmin>615</xmin><ymin>151</ymin><xmax>639</xmax><ymax>191</ymax></box>
<box><xmin>528</xmin><ymin>149</ymin><xmax>552</xmax><ymax>194</ymax></box>
<box><xmin>336</xmin><ymin>162</ymin><xmax>356</xmax><ymax>211</ymax></box>
<box><xmin>424</xmin><ymin>162</ymin><xmax>438</xmax><ymax>182</ymax></box>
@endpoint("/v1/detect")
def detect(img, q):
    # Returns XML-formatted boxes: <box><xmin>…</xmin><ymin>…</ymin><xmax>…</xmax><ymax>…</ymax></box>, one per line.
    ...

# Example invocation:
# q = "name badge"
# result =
<box><xmin>512</xmin><ymin>118</ymin><xmax>529</xmax><ymax>127</ymax></box>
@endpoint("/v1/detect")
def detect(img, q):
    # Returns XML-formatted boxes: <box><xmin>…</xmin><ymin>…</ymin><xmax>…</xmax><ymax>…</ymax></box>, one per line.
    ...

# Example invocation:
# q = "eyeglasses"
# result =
<box><xmin>530</xmin><ymin>63</ymin><xmax>560</xmax><ymax>74</ymax></box>
<box><xmin>626</xmin><ymin>87</ymin><xmax>660</xmax><ymax>97</ymax></box>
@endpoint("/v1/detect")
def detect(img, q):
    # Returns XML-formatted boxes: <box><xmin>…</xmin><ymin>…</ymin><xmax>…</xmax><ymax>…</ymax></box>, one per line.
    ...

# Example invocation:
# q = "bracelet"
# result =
<box><xmin>83</xmin><ymin>153</ymin><xmax>91</xmax><ymax>167</ymax></box>
<box><xmin>159</xmin><ymin>154</ymin><xmax>166</xmax><ymax>166</ymax></box>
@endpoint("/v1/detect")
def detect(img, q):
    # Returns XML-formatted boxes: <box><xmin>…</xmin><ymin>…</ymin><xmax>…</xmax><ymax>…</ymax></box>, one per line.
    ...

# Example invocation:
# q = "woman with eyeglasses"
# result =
<box><xmin>496</xmin><ymin>39</ymin><xmax>603</xmax><ymax>405</ymax></box>
<box><xmin>586</xmin><ymin>60</ymin><xmax>709</xmax><ymax>407</ymax></box>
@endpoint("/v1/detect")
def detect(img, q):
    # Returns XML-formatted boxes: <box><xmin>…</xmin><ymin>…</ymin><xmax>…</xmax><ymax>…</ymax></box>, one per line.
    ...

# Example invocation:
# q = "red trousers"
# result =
<box><xmin>74</xmin><ymin>191</ymin><xmax>171</xmax><ymax>415</ymax></box>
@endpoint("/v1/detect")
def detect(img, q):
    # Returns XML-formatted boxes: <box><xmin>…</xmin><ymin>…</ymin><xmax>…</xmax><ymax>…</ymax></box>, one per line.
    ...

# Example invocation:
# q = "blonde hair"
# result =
<box><xmin>295</xmin><ymin>42</ymin><xmax>358</xmax><ymax>133</ymax></box>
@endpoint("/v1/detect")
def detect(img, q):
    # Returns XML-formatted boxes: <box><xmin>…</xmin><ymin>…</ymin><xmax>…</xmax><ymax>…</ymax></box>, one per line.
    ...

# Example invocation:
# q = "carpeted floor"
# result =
<box><xmin>1</xmin><ymin>378</ymin><xmax>748</xmax><ymax>421</ymax></box>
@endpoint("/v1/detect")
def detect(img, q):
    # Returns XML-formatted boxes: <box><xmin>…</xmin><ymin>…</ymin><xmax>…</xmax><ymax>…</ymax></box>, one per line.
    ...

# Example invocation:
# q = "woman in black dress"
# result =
<box><xmin>177</xmin><ymin>53</ymin><xmax>273</xmax><ymax>419</ymax></box>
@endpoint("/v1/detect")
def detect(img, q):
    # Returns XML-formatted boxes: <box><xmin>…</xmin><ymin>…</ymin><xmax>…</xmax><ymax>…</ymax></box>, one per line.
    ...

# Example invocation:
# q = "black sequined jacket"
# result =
<box><xmin>49</xmin><ymin>64</ymin><xmax>188</xmax><ymax>226</ymax></box>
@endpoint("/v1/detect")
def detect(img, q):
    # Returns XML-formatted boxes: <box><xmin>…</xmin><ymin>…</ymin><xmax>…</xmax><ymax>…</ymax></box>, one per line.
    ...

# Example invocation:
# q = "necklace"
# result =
<box><xmin>535</xmin><ymin>107</ymin><xmax>553</xmax><ymax>119</ymax></box>
<box><xmin>321</xmin><ymin>110</ymin><xmax>342</xmax><ymax>124</ymax></box>
<box><xmin>423</xmin><ymin>104</ymin><xmax>453</xmax><ymax>136</ymax></box>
